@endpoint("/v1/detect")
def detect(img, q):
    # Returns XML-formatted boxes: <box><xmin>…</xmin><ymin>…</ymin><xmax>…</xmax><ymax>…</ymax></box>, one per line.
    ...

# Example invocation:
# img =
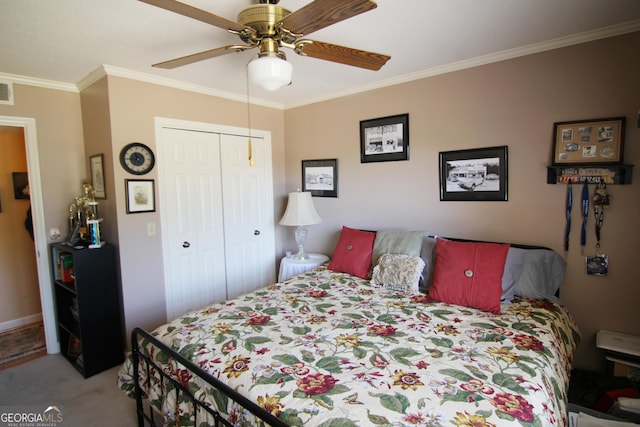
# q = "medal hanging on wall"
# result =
<box><xmin>586</xmin><ymin>182</ymin><xmax>610</xmax><ymax>276</ymax></box>
<box><xmin>564</xmin><ymin>183</ymin><xmax>572</xmax><ymax>256</ymax></box>
<box><xmin>580</xmin><ymin>182</ymin><xmax>589</xmax><ymax>254</ymax></box>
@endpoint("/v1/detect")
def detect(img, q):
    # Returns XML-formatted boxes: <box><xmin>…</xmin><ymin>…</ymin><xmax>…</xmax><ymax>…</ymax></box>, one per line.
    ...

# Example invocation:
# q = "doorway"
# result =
<box><xmin>0</xmin><ymin>116</ymin><xmax>57</xmax><ymax>354</ymax></box>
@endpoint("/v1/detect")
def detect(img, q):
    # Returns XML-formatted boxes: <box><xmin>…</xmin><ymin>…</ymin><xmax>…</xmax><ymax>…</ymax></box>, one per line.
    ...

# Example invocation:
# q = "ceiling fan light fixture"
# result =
<box><xmin>248</xmin><ymin>54</ymin><xmax>293</xmax><ymax>91</ymax></box>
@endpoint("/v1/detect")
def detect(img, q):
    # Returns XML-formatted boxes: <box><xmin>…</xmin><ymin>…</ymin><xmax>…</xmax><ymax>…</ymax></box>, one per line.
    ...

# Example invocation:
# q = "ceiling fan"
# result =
<box><xmin>139</xmin><ymin>0</ymin><xmax>391</xmax><ymax>90</ymax></box>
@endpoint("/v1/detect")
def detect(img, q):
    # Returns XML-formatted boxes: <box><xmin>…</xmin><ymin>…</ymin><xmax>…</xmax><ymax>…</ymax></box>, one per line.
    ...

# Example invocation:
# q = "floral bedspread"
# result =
<box><xmin>118</xmin><ymin>265</ymin><xmax>580</xmax><ymax>427</ymax></box>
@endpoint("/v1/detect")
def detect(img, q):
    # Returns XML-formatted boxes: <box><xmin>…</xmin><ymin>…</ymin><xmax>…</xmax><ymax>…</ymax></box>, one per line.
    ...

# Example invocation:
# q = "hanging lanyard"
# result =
<box><xmin>580</xmin><ymin>182</ymin><xmax>589</xmax><ymax>252</ymax></box>
<box><xmin>592</xmin><ymin>182</ymin><xmax>608</xmax><ymax>253</ymax></box>
<box><xmin>564</xmin><ymin>183</ymin><xmax>572</xmax><ymax>255</ymax></box>
<box><xmin>594</xmin><ymin>205</ymin><xmax>603</xmax><ymax>252</ymax></box>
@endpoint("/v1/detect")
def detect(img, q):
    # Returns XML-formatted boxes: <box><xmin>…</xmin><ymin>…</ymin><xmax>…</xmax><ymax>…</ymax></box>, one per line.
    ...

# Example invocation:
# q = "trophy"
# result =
<box><xmin>67</xmin><ymin>182</ymin><xmax>105</xmax><ymax>248</ymax></box>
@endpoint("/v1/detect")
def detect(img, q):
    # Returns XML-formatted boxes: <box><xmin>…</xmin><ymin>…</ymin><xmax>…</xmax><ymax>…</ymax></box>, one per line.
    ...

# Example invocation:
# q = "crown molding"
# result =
<box><xmin>0</xmin><ymin>72</ymin><xmax>78</xmax><ymax>93</ymax></box>
<box><xmin>78</xmin><ymin>65</ymin><xmax>284</xmax><ymax>110</ymax></box>
<box><xmin>285</xmin><ymin>19</ymin><xmax>640</xmax><ymax>109</ymax></box>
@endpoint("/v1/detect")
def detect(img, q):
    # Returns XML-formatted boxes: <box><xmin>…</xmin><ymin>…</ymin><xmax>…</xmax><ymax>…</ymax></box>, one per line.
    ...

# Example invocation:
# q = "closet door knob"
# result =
<box><xmin>182</xmin><ymin>241</ymin><xmax>190</xmax><ymax>248</ymax></box>
<box><xmin>254</xmin><ymin>230</ymin><xmax>260</xmax><ymax>236</ymax></box>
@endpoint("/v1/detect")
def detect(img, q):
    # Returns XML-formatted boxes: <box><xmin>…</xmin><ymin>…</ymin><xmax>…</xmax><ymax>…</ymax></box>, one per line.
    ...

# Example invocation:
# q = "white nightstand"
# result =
<box><xmin>278</xmin><ymin>253</ymin><xmax>329</xmax><ymax>282</ymax></box>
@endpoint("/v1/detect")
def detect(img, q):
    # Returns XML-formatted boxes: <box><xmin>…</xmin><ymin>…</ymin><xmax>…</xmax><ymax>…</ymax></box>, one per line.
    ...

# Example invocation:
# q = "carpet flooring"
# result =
<box><xmin>0</xmin><ymin>354</ymin><xmax>138</xmax><ymax>425</ymax></box>
<box><xmin>0</xmin><ymin>321</ymin><xmax>46</xmax><ymax>369</ymax></box>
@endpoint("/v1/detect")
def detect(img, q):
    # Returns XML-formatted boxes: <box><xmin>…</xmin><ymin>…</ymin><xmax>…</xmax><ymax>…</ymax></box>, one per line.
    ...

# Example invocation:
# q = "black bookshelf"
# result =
<box><xmin>50</xmin><ymin>243</ymin><xmax>124</xmax><ymax>378</ymax></box>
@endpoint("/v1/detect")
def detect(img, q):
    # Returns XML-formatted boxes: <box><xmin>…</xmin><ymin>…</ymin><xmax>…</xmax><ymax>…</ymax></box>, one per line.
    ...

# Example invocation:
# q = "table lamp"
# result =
<box><xmin>279</xmin><ymin>191</ymin><xmax>321</xmax><ymax>260</ymax></box>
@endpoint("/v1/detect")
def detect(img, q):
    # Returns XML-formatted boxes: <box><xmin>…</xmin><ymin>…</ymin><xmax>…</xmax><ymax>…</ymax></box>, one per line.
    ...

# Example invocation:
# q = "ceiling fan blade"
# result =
<box><xmin>153</xmin><ymin>45</ymin><xmax>254</xmax><ymax>69</ymax></box>
<box><xmin>295</xmin><ymin>40</ymin><xmax>390</xmax><ymax>71</ymax></box>
<box><xmin>278</xmin><ymin>0</ymin><xmax>377</xmax><ymax>36</ymax></box>
<box><xmin>139</xmin><ymin>0</ymin><xmax>248</xmax><ymax>33</ymax></box>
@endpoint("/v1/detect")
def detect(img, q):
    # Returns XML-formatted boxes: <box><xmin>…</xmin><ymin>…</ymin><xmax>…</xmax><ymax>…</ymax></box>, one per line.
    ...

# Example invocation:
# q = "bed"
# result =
<box><xmin>118</xmin><ymin>228</ymin><xmax>580</xmax><ymax>427</ymax></box>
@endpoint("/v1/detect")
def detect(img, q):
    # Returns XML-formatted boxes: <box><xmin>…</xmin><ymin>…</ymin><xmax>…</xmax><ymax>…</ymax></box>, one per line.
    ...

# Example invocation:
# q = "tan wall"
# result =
<box><xmin>0</xmin><ymin>85</ymin><xmax>86</xmax><ymax>233</ymax></box>
<box><xmin>85</xmin><ymin>75</ymin><xmax>287</xmax><ymax>337</ymax></box>
<box><xmin>80</xmin><ymin>77</ymin><xmax>117</xmax><ymax>245</ymax></box>
<box><xmin>284</xmin><ymin>31</ymin><xmax>640</xmax><ymax>372</ymax></box>
<box><xmin>0</xmin><ymin>129</ymin><xmax>40</xmax><ymax>324</ymax></box>
<box><xmin>0</xmin><ymin>85</ymin><xmax>85</xmax><ymax>327</ymax></box>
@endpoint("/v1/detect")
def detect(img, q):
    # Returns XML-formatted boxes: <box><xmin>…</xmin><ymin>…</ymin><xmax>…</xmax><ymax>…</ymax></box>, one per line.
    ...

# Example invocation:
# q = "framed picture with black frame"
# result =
<box><xmin>439</xmin><ymin>146</ymin><xmax>508</xmax><ymax>202</ymax></box>
<box><xmin>125</xmin><ymin>179</ymin><xmax>155</xmax><ymax>213</ymax></box>
<box><xmin>360</xmin><ymin>113</ymin><xmax>409</xmax><ymax>163</ymax></box>
<box><xmin>12</xmin><ymin>172</ymin><xmax>29</xmax><ymax>200</ymax></box>
<box><xmin>302</xmin><ymin>159</ymin><xmax>338</xmax><ymax>198</ymax></box>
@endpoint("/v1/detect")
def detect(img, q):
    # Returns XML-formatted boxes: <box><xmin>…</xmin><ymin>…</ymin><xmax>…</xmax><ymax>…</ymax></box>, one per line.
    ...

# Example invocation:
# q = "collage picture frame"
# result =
<box><xmin>551</xmin><ymin>117</ymin><xmax>625</xmax><ymax>165</ymax></box>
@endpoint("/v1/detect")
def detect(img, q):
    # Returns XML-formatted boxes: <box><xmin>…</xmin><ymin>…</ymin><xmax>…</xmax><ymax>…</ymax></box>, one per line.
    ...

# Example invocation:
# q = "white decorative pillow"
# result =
<box><xmin>371</xmin><ymin>253</ymin><xmax>425</xmax><ymax>294</ymax></box>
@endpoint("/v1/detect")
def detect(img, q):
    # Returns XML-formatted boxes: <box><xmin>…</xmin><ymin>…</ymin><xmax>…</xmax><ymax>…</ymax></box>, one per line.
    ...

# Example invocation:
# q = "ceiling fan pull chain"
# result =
<box><xmin>246</xmin><ymin>61</ymin><xmax>254</xmax><ymax>167</ymax></box>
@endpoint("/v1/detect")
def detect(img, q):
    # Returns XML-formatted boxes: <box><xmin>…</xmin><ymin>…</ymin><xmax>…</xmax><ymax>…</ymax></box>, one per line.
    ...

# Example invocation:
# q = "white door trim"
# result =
<box><xmin>0</xmin><ymin>115</ymin><xmax>58</xmax><ymax>354</ymax></box>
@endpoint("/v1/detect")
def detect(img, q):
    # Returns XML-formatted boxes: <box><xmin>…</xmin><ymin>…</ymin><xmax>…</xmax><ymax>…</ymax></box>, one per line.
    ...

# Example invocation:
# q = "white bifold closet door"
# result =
<box><xmin>158</xmin><ymin>124</ymin><xmax>275</xmax><ymax>320</ymax></box>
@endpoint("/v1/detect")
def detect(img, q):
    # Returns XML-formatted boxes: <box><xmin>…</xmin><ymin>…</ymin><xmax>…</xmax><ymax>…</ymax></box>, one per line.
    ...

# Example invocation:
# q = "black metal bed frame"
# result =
<box><xmin>131</xmin><ymin>327</ymin><xmax>289</xmax><ymax>427</ymax></box>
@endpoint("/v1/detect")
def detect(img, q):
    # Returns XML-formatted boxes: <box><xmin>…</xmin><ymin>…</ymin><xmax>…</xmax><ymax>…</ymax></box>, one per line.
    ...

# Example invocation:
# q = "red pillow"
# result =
<box><xmin>327</xmin><ymin>227</ymin><xmax>376</xmax><ymax>279</ymax></box>
<box><xmin>428</xmin><ymin>239</ymin><xmax>510</xmax><ymax>313</ymax></box>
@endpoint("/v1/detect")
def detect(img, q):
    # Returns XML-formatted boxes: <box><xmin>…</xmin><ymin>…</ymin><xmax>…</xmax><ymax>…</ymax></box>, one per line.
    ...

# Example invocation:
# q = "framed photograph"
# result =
<box><xmin>439</xmin><ymin>146</ymin><xmax>508</xmax><ymax>202</ymax></box>
<box><xmin>89</xmin><ymin>154</ymin><xmax>106</xmax><ymax>199</ymax></box>
<box><xmin>552</xmin><ymin>117</ymin><xmax>625</xmax><ymax>165</ymax></box>
<box><xmin>302</xmin><ymin>159</ymin><xmax>338</xmax><ymax>197</ymax></box>
<box><xmin>125</xmin><ymin>179</ymin><xmax>155</xmax><ymax>214</ymax></box>
<box><xmin>12</xmin><ymin>172</ymin><xmax>29</xmax><ymax>200</ymax></box>
<box><xmin>360</xmin><ymin>113</ymin><xmax>409</xmax><ymax>163</ymax></box>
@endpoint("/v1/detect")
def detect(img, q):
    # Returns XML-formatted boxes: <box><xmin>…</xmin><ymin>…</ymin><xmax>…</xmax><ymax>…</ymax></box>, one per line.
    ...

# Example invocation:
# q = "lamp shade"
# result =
<box><xmin>248</xmin><ymin>55</ymin><xmax>293</xmax><ymax>91</ymax></box>
<box><xmin>279</xmin><ymin>191</ymin><xmax>321</xmax><ymax>226</ymax></box>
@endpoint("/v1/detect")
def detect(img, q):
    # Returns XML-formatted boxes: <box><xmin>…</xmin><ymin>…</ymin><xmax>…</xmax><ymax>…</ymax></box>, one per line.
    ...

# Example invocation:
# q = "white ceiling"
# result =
<box><xmin>2</xmin><ymin>0</ymin><xmax>640</xmax><ymax>108</ymax></box>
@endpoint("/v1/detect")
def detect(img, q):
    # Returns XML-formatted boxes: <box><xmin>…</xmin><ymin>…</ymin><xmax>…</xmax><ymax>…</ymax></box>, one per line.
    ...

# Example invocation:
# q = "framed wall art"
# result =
<box><xmin>125</xmin><ymin>179</ymin><xmax>155</xmax><ymax>213</ymax></box>
<box><xmin>302</xmin><ymin>159</ymin><xmax>338</xmax><ymax>198</ymax></box>
<box><xmin>551</xmin><ymin>117</ymin><xmax>625</xmax><ymax>165</ymax></box>
<box><xmin>12</xmin><ymin>172</ymin><xmax>29</xmax><ymax>200</ymax></box>
<box><xmin>360</xmin><ymin>113</ymin><xmax>409</xmax><ymax>163</ymax></box>
<box><xmin>439</xmin><ymin>146</ymin><xmax>508</xmax><ymax>202</ymax></box>
<box><xmin>90</xmin><ymin>154</ymin><xmax>106</xmax><ymax>199</ymax></box>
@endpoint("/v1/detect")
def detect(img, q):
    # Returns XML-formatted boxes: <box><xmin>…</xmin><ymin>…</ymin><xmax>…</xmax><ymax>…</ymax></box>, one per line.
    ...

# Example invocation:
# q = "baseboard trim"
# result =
<box><xmin>0</xmin><ymin>313</ymin><xmax>43</xmax><ymax>333</ymax></box>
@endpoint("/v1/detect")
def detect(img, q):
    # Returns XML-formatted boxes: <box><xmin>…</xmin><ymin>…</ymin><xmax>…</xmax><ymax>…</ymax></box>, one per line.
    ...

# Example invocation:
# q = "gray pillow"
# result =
<box><xmin>501</xmin><ymin>247</ymin><xmax>526</xmax><ymax>303</ymax></box>
<box><xmin>371</xmin><ymin>230</ymin><xmax>428</xmax><ymax>267</ymax></box>
<box><xmin>513</xmin><ymin>249</ymin><xmax>566</xmax><ymax>303</ymax></box>
<box><xmin>419</xmin><ymin>236</ymin><xmax>437</xmax><ymax>293</ymax></box>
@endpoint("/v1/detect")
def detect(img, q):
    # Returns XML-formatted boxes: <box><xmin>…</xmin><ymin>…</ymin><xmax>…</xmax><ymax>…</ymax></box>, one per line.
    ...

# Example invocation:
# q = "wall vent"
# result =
<box><xmin>0</xmin><ymin>81</ymin><xmax>14</xmax><ymax>105</ymax></box>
